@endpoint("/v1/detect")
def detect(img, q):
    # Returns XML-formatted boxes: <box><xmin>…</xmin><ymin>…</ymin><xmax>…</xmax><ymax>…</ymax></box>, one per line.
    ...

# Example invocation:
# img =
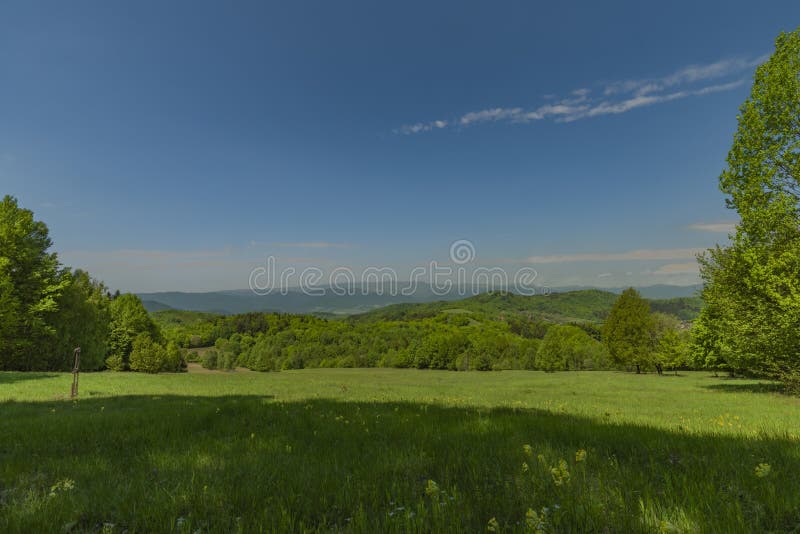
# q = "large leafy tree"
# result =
<box><xmin>694</xmin><ymin>28</ymin><xmax>800</xmax><ymax>385</ymax></box>
<box><xmin>50</xmin><ymin>270</ymin><xmax>112</xmax><ymax>371</ymax></box>
<box><xmin>0</xmin><ymin>195</ymin><xmax>67</xmax><ymax>370</ymax></box>
<box><xmin>603</xmin><ymin>288</ymin><xmax>654</xmax><ymax>373</ymax></box>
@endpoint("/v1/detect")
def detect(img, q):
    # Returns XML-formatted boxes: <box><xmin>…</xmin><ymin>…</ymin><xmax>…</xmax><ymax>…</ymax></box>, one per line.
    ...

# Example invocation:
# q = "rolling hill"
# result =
<box><xmin>138</xmin><ymin>284</ymin><xmax>701</xmax><ymax>316</ymax></box>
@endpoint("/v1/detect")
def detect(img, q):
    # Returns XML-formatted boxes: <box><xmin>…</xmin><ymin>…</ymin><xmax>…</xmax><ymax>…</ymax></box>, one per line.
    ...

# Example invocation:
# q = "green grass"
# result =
<box><xmin>1</xmin><ymin>370</ymin><xmax>799</xmax><ymax>533</ymax></box>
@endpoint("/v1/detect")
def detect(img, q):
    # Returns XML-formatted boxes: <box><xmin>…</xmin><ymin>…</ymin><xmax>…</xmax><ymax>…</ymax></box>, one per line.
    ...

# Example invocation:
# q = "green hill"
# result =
<box><xmin>352</xmin><ymin>290</ymin><xmax>701</xmax><ymax>324</ymax></box>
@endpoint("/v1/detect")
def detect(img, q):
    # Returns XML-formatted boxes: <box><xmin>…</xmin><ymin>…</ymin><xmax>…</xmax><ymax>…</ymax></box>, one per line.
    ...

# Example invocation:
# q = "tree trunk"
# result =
<box><xmin>636</xmin><ymin>364</ymin><xmax>641</xmax><ymax>374</ymax></box>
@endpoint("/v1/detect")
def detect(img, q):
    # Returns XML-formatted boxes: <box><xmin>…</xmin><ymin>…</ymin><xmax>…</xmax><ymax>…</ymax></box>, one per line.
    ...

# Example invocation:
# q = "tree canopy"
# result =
<box><xmin>603</xmin><ymin>288</ymin><xmax>654</xmax><ymax>373</ymax></box>
<box><xmin>694</xmin><ymin>27</ymin><xmax>800</xmax><ymax>386</ymax></box>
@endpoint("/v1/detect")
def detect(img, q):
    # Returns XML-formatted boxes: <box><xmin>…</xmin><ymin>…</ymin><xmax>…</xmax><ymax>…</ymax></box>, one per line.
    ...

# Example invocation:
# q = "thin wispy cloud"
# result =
<box><xmin>604</xmin><ymin>55</ymin><xmax>767</xmax><ymax>96</ymax></box>
<box><xmin>652</xmin><ymin>262</ymin><xmax>699</xmax><ymax>275</ymax></box>
<box><xmin>519</xmin><ymin>247</ymin><xmax>705</xmax><ymax>264</ymax></box>
<box><xmin>64</xmin><ymin>249</ymin><xmax>232</xmax><ymax>260</ymax></box>
<box><xmin>396</xmin><ymin>54</ymin><xmax>763</xmax><ymax>133</ymax></box>
<box><xmin>687</xmin><ymin>221</ymin><xmax>737</xmax><ymax>233</ymax></box>
<box><xmin>394</xmin><ymin>120</ymin><xmax>448</xmax><ymax>135</ymax></box>
<box><xmin>274</xmin><ymin>241</ymin><xmax>354</xmax><ymax>249</ymax></box>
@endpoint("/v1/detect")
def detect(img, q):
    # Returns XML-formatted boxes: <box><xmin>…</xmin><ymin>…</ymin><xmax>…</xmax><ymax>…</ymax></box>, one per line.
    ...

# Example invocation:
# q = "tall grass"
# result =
<box><xmin>1</xmin><ymin>370</ymin><xmax>798</xmax><ymax>532</ymax></box>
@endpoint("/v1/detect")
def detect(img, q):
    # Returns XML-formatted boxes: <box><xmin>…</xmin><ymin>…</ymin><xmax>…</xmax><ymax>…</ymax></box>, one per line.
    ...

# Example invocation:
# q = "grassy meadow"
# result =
<box><xmin>1</xmin><ymin>369</ymin><xmax>799</xmax><ymax>533</ymax></box>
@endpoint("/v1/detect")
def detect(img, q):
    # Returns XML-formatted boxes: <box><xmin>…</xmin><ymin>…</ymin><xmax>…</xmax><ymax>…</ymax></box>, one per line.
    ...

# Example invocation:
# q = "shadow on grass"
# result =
<box><xmin>0</xmin><ymin>371</ymin><xmax>60</xmax><ymax>385</ymax></box>
<box><xmin>0</xmin><ymin>395</ymin><xmax>799</xmax><ymax>533</ymax></box>
<box><xmin>701</xmin><ymin>381</ymin><xmax>787</xmax><ymax>395</ymax></box>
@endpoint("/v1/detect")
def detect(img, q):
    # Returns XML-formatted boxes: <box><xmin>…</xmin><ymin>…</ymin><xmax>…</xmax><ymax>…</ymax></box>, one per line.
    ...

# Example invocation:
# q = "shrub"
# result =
<box><xmin>105</xmin><ymin>353</ymin><xmax>125</xmax><ymax>371</ymax></box>
<box><xmin>163</xmin><ymin>342</ymin><xmax>185</xmax><ymax>372</ymax></box>
<box><xmin>129</xmin><ymin>334</ymin><xmax>168</xmax><ymax>373</ymax></box>
<box><xmin>202</xmin><ymin>349</ymin><xmax>219</xmax><ymax>370</ymax></box>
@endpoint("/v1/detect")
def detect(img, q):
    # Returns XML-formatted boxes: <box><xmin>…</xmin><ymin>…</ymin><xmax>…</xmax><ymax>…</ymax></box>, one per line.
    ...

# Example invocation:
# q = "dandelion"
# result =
<box><xmin>575</xmin><ymin>449</ymin><xmax>587</xmax><ymax>462</ymax></box>
<box><xmin>424</xmin><ymin>479</ymin><xmax>440</xmax><ymax>497</ymax></box>
<box><xmin>755</xmin><ymin>463</ymin><xmax>771</xmax><ymax>478</ymax></box>
<box><xmin>487</xmin><ymin>517</ymin><xmax>500</xmax><ymax>532</ymax></box>
<box><xmin>523</xmin><ymin>444</ymin><xmax>533</xmax><ymax>457</ymax></box>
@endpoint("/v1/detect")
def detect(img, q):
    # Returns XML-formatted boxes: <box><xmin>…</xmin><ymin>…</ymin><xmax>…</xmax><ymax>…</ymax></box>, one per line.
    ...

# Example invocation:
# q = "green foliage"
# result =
<box><xmin>129</xmin><ymin>334</ymin><xmax>168</xmax><ymax>373</ymax></box>
<box><xmin>652</xmin><ymin>313</ymin><xmax>690</xmax><ymax>374</ymax></box>
<box><xmin>104</xmin><ymin>353</ymin><xmax>126</xmax><ymax>372</ymax></box>
<box><xmin>164</xmin><ymin>342</ymin><xmax>186</xmax><ymax>372</ymax></box>
<box><xmin>51</xmin><ymin>270</ymin><xmax>111</xmax><ymax>371</ymax></box>
<box><xmin>201</xmin><ymin>349</ymin><xmax>219</xmax><ymax>370</ymax></box>
<box><xmin>603</xmin><ymin>288</ymin><xmax>655</xmax><ymax>373</ymax></box>
<box><xmin>357</xmin><ymin>290</ymin><xmax>621</xmax><ymax>324</ymax></box>
<box><xmin>695</xmin><ymin>28</ymin><xmax>800</xmax><ymax>386</ymax></box>
<box><xmin>0</xmin><ymin>195</ymin><xmax>67</xmax><ymax>370</ymax></box>
<box><xmin>538</xmin><ymin>325</ymin><xmax>607</xmax><ymax>371</ymax></box>
<box><xmin>151</xmin><ymin>309</ymin><xmax>219</xmax><ymax>347</ymax></box>
<box><xmin>649</xmin><ymin>297</ymin><xmax>703</xmax><ymax>321</ymax></box>
<box><xmin>106</xmin><ymin>294</ymin><xmax>162</xmax><ymax>371</ymax></box>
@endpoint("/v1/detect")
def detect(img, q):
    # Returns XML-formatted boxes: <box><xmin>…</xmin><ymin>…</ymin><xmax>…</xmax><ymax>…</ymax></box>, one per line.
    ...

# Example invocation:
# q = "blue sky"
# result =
<box><xmin>2</xmin><ymin>1</ymin><xmax>798</xmax><ymax>292</ymax></box>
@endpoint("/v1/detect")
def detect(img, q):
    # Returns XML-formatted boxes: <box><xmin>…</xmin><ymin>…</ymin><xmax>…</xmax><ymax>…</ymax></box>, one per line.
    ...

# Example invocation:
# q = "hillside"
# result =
<box><xmin>138</xmin><ymin>284</ymin><xmax>701</xmax><ymax>316</ymax></box>
<box><xmin>351</xmin><ymin>290</ymin><xmax>702</xmax><ymax>324</ymax></box>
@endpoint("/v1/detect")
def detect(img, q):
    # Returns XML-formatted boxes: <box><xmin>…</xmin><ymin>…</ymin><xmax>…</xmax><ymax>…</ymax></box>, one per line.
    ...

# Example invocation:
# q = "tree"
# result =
<box><xmin>537</xmin><ymin>325</ymin><xmax>605</xmax><ymax>372</ymax></box>
<box><xmin>694</xmin><ymin>28</ymin><xmax>800</xmax><ymax>386</ymax></box>
<box><xmin>0</xmin><ymin>196</ymin><xmax>67</xmax><ymax>370</ymax></box>
<box><xmin>651</xmin><ymin>313</ymin><xmax>689</xmax><ymax>375</ymax></box>
<box><xmin>0</xmin><ymin>258</ymin><xmax>21</xmax><ymax>362</ymax></box>
<box><xmin>106</xmin><ymin>294</ymin><xmax>161</xmax><ymax>370</ymax></box>
<box><xmin>164</xmin><ymin>341</ymin><xmax>185</xmax><ymax>372</ymax></box>
<box><xmin>603</xmin><ymin>288</ymin><xmax>654</xmax><ymax>373</ymax></box>
<box><xmin>51</xmin><ymin>270</ymin><xmax>112</xmax><ymax>371</ymax></box>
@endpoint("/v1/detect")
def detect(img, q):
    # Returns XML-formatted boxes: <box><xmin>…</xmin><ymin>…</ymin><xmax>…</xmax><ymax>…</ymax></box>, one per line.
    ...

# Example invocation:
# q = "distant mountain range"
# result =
<box><xmin>138</xmin><ymin>283</ymin><xmax>702</xmax><ymax>316</ymax></box>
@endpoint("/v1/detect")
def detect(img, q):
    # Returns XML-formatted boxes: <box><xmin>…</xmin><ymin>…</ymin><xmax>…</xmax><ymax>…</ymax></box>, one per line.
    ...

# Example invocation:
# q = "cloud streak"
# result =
<box><xmin>396</xmin><ymin>54</ymin><xmax>763</xmax><ymax>133</ymax></box>
<box><xmin>687</xmin><ymin>221</ymin><xmax>737</xmax><ymax>233</ymax></box>
<box><xmin>652</xmin><ymin>262</ymin><xmax>699</xmax><ymax>275</ymax></box>
<box><xmin>519</xmin><ymin>247</ymin><xmax>704</xmax><ymax>264</ymax></box>
<box><xmin>273</xmin><ymin>241</ymin><xmax>354</xmax><ymax>249</ymax></box>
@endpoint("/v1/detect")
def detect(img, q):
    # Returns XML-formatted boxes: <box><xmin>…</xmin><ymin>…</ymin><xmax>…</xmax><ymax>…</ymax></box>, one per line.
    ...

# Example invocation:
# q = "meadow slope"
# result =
<box><xmin>1</xmin><ymin>369</ymin><xmax>798</xmax><ymax>533</ymax></box>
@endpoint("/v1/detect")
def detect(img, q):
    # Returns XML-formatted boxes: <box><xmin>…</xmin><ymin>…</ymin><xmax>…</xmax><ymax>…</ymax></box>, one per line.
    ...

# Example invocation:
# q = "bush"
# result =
<box><xmin>164</xmin><ymin>342</ymin><xmax>186</xmax><ymax>372</ymax></box>
<box><xmin>105</xmin><ymin>353</ymin><xmax>125</xmax><ymax>371</ymax></box>
<box><xmin>129</xmin><ymin>334</ymin><xmax>168</xmax><ymax>373</ymax></box>
<box><xmin>202</xmin><ymin>349</ymin><xmax>219</xmax><ymax>370</ymax></box>
<box><xmin>220</xmin><ymin>352</ymin><xmax>235</xmax><ymax>370</ymax></box>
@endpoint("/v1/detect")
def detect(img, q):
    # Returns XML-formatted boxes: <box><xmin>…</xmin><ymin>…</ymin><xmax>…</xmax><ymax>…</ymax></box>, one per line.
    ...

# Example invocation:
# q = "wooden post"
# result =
<box><xmin>70</xmin><ymin>347</ymin><xmax>81</xmax><ymax>399</ymax></box>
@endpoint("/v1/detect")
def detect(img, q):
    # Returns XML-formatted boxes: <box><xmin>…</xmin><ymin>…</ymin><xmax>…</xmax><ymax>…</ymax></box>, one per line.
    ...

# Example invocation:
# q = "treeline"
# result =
<box><xmin>0</xmin><ymin>196</ymin><xmax>184</xmax><ymax>373</ymax></box>
<box><xmin>166</xmin><ymin>288</ymin><xmax>692</xmax><ymax>374</ymax></box>
<box><xmin>193</xmin><ymin>313</ymin><xmax>601</xmax><ymax>372</ymax></box>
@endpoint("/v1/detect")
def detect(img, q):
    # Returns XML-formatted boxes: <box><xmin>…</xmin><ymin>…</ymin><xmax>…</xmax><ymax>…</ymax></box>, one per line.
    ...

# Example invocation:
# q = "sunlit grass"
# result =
<box><xmin>1</xmin><ymin>370</ymin><xmax>799</xmax><ymax>532</ymax></box>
